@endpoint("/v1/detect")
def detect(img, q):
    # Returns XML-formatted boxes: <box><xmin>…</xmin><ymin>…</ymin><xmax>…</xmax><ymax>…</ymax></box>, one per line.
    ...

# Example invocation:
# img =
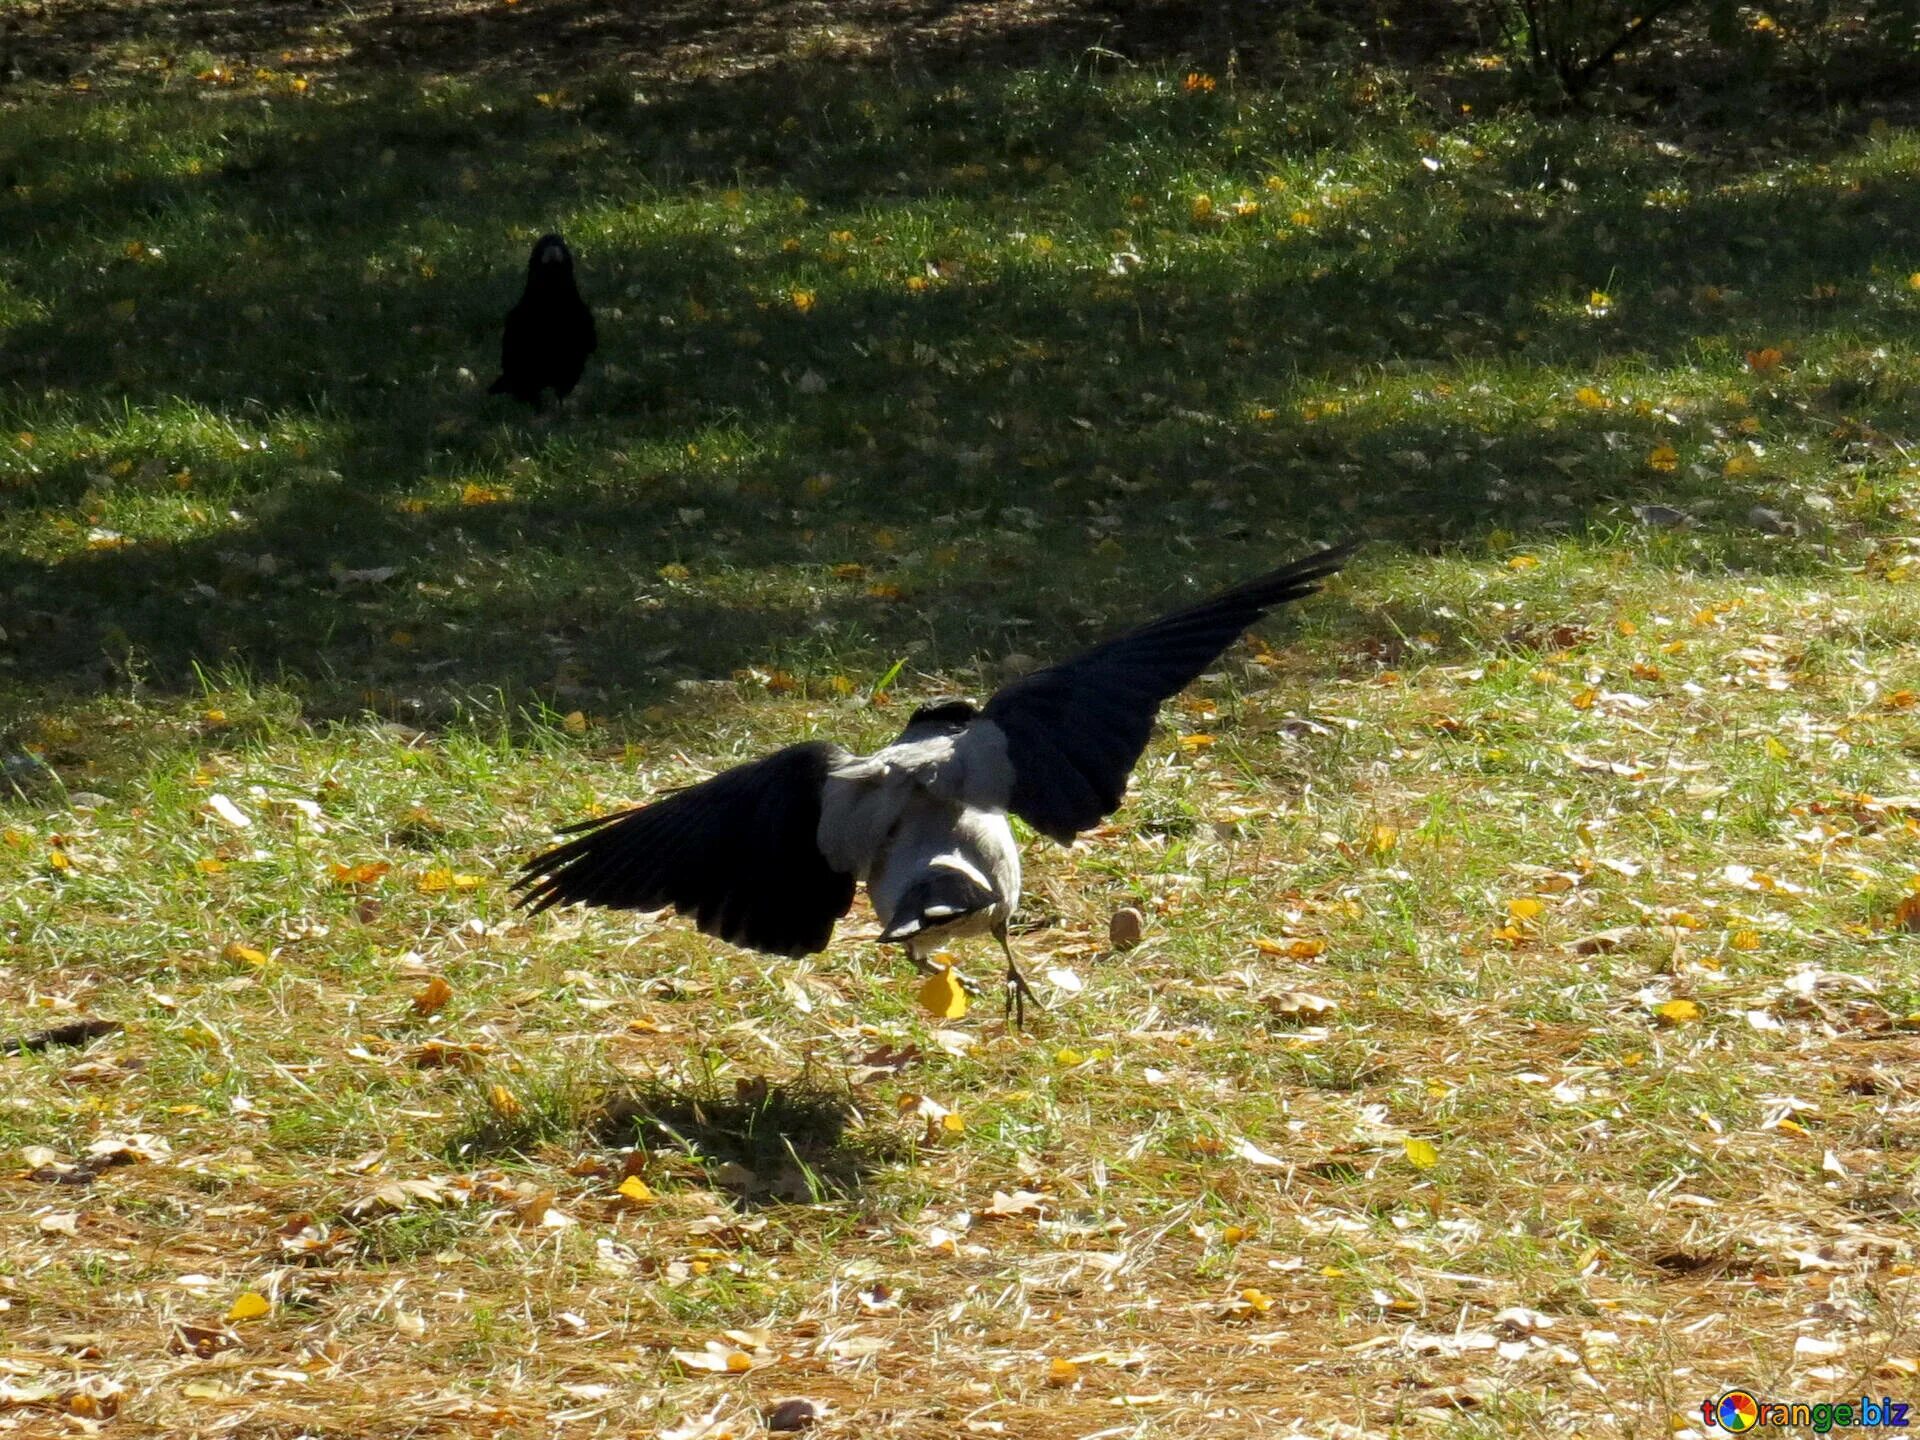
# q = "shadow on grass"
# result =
<box><xmin>7</xmin><ymin>0</ymin><xmax>1481</xmax><ymax>93</ymax></box>
<box><xmin>437</xmin><ymin>1061</ymin><xmax>897</xmax><ymax>1204</ymax></box>
<box><xmin>593</xmin><ymin>1073</ymin><xmax>904</xmax><ymax>1206</ymax></box>
<box><xmin>2</xmin><ymin>48</ymin><xmax>1917</xmax><ymax>760</ymax></box>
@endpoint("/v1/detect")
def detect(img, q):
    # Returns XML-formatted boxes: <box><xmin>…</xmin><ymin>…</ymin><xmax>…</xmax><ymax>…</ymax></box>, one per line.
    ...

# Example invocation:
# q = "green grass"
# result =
<box><xmin>4</xmin><ymin>5</ymin><xmax>1920</xmax><ymax>1437</ymax></box>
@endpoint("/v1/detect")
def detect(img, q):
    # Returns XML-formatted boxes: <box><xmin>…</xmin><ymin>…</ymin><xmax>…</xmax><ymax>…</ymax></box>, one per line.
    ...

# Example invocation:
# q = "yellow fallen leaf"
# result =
<box><xmin>1047</xmin><ymin>1357</ymin><xmax>1080</xmax><ymax>1386</ymax></box>
<box><xmin>1647</xmin><ymin>444</ymin><xmax>1679</xmax><ymax>472</ymax></box>
<box><xmin>489</xmin><ymin>1084</ymin><xmax>522</xmax><ymax>1119</ymax></box>
<box><xmin>1653</xmin><ymin>999</ymin><xmax>1702</xmax><ymax>1025</ymax></box>
<box><xmin>616</xmin><ymin>1175</ymin><xmax>655</xmax><ymax>1202</ymax></box>
<box><xmin>1404</xmin><ymin>1137</ymin><xmax>1439</xmax><ymax>1170</ymax></box>
<box><xmin>411</xmin><ymin>976</ymin><xmax>454</xmax><ymax>1016</ymax></box>
<box><xmin>1367</xmin><ymin>825</ymin><xmax>1399</xmax><ymax>857</ymax></box>
<box><xmin>917</xmin><ymin>964</ymin><xmax>969</xmax><ymax>1020</ymax></box>
<box><xmin>417</xmin><ymin>868</ymin><xmax>482</xmax><ymax>893</ymax></box>
<box><xmin>1508</xmin><ymin>897</ymin><xmax>1545</xmax><ymax>922</ymax></box>
<box><xmin>1284</xmin><ymin>937</ymin><xmax>1326</xmax><ymax>959</ymax></box>
<box><xmin>1730</xmin><ymin>930</ymin><xmax>1761</xmax><ymax>951</ymax></box>
<box><xmin>223</xmin><ymin>942</ymin><xmax>268</xmax><ymax>966</ymax></box>
<box><xmin>227</xmin><ymin>1291</ymin><xmax>271</xmax><ymax>1321</ymax></box>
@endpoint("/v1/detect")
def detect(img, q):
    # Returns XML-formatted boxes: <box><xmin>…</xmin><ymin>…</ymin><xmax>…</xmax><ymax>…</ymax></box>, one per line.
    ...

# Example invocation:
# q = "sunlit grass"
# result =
<box><xmin>3</xmin><ymin>17</ymin><xmax>1920</xmax><ymax>1439</ymax></box>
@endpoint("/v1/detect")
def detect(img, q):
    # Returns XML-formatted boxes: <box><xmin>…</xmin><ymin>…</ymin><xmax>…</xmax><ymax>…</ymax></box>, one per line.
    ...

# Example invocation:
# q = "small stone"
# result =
<box><xmin>1109</xmin><ymin>906</ymin><xmax>1145</xmax><ymax>950</ymax></box>
<box><xmin>766</xmin><ymin>1398</ymin><xmax>826</xmax><ymax>1431</ymax></box>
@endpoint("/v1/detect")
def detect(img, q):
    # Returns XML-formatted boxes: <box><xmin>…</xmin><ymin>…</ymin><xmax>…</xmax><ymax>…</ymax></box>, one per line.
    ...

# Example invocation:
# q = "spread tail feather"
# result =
<box><xmin>878</xmin><ymin>870</ymin><xmax>996</xmax><ymax>943</ymax></box>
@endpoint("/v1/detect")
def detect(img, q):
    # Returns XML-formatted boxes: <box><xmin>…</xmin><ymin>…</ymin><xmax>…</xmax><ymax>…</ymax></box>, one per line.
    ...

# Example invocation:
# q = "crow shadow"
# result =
<box><xmin>593</xmin><ymin>1073</ymin><xmax>904</xmax><ymax>1205</ymax></box>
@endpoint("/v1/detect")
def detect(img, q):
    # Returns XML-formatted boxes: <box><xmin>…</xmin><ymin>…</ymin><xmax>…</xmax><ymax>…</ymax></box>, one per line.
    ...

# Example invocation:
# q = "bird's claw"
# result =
<box><xmin>1003</xmin><ymin>963</ymin><xmax>1043</xmax><ymax>1031</ymax></box>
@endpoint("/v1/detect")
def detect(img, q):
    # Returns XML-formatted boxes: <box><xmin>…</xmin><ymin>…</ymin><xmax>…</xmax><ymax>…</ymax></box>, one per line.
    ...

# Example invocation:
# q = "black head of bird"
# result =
<box><xmin>516</xmin><ymin>541</ymin><xmax>1358</xmax><ymax>1026</ymax></box>
<box><xmin>529</xmin><ymin>233</ymin><xmax>574</xmax><ymax>280</ymax></box>
<box><xmin>489</xmin><ymin>232</ymin><xmax>598</xmax><ymax>408</ymax></box>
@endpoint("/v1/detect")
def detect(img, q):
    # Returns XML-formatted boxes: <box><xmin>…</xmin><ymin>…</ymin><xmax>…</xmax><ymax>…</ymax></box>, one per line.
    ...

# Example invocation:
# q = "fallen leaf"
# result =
<box><xmin>1895</xmin><ymin>892</ymin><xmax>1920</xmax><ymax>934</ymax></box>
<box><xmin>1230</xmin><ymin>1136</ymin><xmax>1286</xmax><ymax>1168</ymax></box>
<box><xmin>1653</xmin><ymin>999</ymin><xmax>1702</xmax><ymax>1025</ymax></box>
<box><xmin>916</xmin><ymin>963</ymin><xmax>968</xmax><ymax>1020</ymax></box>
<box><xmin>205</xmin><ymin>793</ymin><xmax>252</xmax><ymax>829</ymax></box>
<box><xmin>658</xmin><ymin>1405</ymin><xmax>741</xmax><ymax>1440</ymax></box>
<box><xmin>985</xmin><ymin>1189</ymin><xmax>1047</xmax><ymax>1219</ymax></box>
<box><xmin>1405</xmin><ymin>1137</ymin><xmax>1440</xmax><ymax>1170</ymax></box>
<box><xmin>411</xmin><ymin>976</ymin><xmax>454</xmax><ymax>1016</ymax></box>
<box><xmin>1568</xmin><ymin>926</ymin><xmax>1636</xmax><ymax>955</ymax></box>
<box><xmin>1263</xmin><ymin>990</ymin><xmax>1337</xmax><ymax>1021</ymax></box>
<box><xmin>227</xmin><ymin>1291</ymin><xmax>271</xmax><ymax>1321</ymax></box>
<box><xmin>417</xmin><ymin>868</ymin><xmax>483</xmax><ymax>894</ymax></box>
<box><xmin>672</xmin><ymin>1342</ymin><xmax>757</xmax><ymax>1374</ymax></box>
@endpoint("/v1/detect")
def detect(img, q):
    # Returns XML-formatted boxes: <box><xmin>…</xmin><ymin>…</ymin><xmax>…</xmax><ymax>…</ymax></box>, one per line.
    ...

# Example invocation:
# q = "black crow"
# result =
<box><xmin>517</xmin><ymin>542</ymin><xmax>1357</xmax><ymax>1024</ymax></box>
<box><xmin>489</xmin><ymin>233</ymin><xmax>596</xmax><ymax>407</ymax></box>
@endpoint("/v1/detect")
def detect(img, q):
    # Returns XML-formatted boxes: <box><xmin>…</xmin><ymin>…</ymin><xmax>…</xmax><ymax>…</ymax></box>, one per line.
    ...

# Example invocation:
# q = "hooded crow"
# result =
<box><xmin>489</xmin><ymin>233</ymin><xmax>596</xmax><ymax>407</ymax></box>
<box><xmin>516</xmin><ymin>542</ymin><xmax>1356</xmax><ymax>1024</ymax></box>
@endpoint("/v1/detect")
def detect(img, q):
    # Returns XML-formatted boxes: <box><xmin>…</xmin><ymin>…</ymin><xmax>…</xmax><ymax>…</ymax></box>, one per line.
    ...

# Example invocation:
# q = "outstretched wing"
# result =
<box><xmin>515</xmin><ymin>741</ymin><xmax>856</xmax><ymax>957</ymax></box>
<box><xmin>980</xmin><ymin>541</ymin><xmax>1357</xmax><ymax>844</ymax></box>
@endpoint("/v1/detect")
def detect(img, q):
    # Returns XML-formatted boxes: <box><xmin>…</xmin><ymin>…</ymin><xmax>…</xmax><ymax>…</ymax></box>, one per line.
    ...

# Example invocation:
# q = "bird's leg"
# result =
<box><xmin>993</xmin><ymin>920</ymin><xmax>1042</xmax><ymax>1031</ymax></box>
<box><xmin>904</xmin><ymin>943</ymin><xmax>983</xmax><ymax>995</ymax></box>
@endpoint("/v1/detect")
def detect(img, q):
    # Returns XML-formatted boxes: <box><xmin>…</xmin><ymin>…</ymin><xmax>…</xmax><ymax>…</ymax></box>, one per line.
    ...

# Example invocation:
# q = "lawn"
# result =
<box><xmin>3</xmin><ymin>1</ymin><xmax>1920</xmax><ymax>1436</ymax></box>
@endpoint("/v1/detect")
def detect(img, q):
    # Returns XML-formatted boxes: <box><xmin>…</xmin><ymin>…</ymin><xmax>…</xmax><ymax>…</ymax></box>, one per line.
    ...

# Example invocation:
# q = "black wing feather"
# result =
<box><xmin>983</xmin><ymin>541</ymin><xmax>1357</xmax><ymax>843</ymax></box>
<box><xmin>514</xmin><ymin>742</ymin><xmax>855</xmax><ymax>956</ymax></box>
